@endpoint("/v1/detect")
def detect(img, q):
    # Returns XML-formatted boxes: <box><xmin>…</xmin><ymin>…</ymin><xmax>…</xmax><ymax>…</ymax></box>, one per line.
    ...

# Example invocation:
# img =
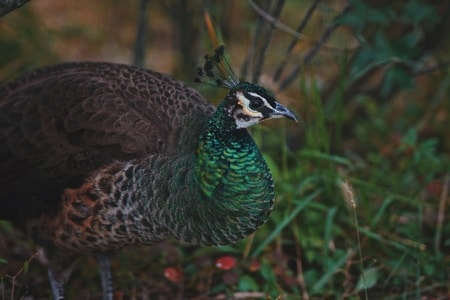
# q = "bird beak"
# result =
<box><xmin>268</xmin><ymin>102</ymin><xmax>298</xmax><ymax>123</ymax></box>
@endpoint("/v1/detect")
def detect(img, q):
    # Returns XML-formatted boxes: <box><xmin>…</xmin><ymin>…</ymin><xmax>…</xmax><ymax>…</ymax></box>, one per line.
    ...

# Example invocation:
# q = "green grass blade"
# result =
<box><xmin>324</xmin><ymin>206</ymin><xmax>338</xmax><ymax>268</ymax></box>
<box><xmin>312</xmin><ymin>250</ymin><xmax>351</xmax><ymax>292</ymax></box>
<box><xmin>252</xmin><ymin>189</ymin><xmax>322</xmax><ymax>257</ymax></box>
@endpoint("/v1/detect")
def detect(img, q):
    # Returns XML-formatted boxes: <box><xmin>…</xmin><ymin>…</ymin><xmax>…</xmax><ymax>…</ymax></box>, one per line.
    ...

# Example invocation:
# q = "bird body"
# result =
<box><xmin>0</xmin><ymin>48</ymin><xmax>297</xmax><ymax>299</ymax></box>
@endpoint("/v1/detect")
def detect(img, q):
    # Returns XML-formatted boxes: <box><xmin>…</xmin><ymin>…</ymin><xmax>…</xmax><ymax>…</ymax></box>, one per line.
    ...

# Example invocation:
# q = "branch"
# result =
<box><xmin>251</xmin><ymin>0</ymin><xmax>286</xmax><ymax>83</ymax></box>
<box><xmin>242</xmin><ymin>0</ymin><xmax>270</xmax><ymax>80</ymax></box>
<box><xmin>246</xmin><ymin>0</ymin><xmax>355</xmax><ymax>53</ymax></box>
<box><xmin>132</xmin><ymin>0</ymin><xmax>150</xmax><ymax>67</ymax></box>
<box><xmin>273</xmin><ymin>0</ymin><xmax>321</xmax><ymax>82</ymax></box>
<box><xmin>303</xmin><ymin>3</ymin><xmax>351</xmax><ymax>64</ymax></box>
<box><xmin>413</xmin><ymin>61</ymin><xmax>450</xmax><ymax>76</ymax></box>
<box><xmin>278</xmin><ymin>3</ymin><xmax>352</xmax><ymax>91</ymax></box>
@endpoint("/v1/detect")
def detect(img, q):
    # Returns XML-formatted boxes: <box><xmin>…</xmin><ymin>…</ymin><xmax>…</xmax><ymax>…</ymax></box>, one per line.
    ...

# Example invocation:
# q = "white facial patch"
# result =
<box><xmin>233</xmin><ymin>91</ymin><xmax>265</xmax><ymax>129</ymax></box>
<box><xmin>236</xmin><ymin>92</ymin><xmax>265</xmax><ymax>116</ymax></box>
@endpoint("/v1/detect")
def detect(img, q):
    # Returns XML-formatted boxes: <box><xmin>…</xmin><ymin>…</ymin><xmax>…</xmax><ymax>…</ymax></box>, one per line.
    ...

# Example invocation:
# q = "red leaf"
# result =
<box><xmin>163</xmin><ymin>266</ymin><xmax>183</xmax><ymax>283</ymax></box>
<box><xmin>215</xmin><ymin>256</ymin><xmax>237</xmax><ymax>270</ymax></box>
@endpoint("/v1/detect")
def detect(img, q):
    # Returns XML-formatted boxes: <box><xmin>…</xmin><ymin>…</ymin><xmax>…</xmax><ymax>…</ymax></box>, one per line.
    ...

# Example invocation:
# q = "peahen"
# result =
<box><xmin>0</xmin><ymin>46</ymin><xmax>297</xmax><ymax>299</ymax></box>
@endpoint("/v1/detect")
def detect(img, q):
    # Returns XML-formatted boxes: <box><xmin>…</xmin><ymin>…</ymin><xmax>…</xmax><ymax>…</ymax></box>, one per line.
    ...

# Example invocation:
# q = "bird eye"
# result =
<box><xmin>249</xmin><ymin>98</ymin><xmax>264</xmax><ymax>110</ymax></box>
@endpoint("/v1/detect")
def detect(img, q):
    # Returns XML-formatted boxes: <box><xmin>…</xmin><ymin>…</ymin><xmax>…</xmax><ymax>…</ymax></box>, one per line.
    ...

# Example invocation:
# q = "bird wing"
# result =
<box><xmin>0</xmin><ymin>62</ymin><xmax>215</xmax><ymax>221</ymax></box>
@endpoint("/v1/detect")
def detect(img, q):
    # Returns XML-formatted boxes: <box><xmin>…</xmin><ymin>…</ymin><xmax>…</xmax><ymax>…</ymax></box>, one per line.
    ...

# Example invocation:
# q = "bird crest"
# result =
<box><xmin>195</xmin><ymin>45</ymin><xmax>240</xmax><ymax>90</ymax></box>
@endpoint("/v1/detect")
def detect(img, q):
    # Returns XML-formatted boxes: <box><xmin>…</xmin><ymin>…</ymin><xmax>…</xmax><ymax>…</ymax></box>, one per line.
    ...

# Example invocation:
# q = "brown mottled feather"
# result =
<box><xmin>0</xmin><ymin>62</ymin><xmax>215</xmax><ymax>223</ymax></box>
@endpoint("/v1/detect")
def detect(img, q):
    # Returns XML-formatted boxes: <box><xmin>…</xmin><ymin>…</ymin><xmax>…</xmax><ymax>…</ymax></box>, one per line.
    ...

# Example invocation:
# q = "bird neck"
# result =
<box><xmin>188</xmin><ymin>101</ymin><xmax>275</xmax><ymax>245</ymax></box>
<box><xmin>195</xmin><ymin>101</ymin><xmax>253</xmax><ymax>198</ymax></box>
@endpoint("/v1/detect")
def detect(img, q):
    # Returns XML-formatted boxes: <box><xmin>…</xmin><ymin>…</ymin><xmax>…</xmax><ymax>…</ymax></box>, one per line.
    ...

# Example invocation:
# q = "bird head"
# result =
<box><xmin>226</xmin><ymin>82</ymin><xmax>298</xmax><ymax>129</ymax></box>
<box><xmin>195</xmin><ymin>45</ymin><xmax>298</xmax><ymax>129</ymax></box>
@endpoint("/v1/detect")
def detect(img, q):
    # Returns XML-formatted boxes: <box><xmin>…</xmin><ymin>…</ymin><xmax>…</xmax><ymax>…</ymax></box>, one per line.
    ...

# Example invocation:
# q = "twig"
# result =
<box><xmin>341</xmin><ymin>249</ymin><xmax>357</xmax><ymax>298</ymax></box>
<box><xmin>279</xmin><ymin>3</ymin><xmax>351</xmax><ymax>91</ymax></box>
<box><xmin>273</xmin><ymin>0</ymin><xmax>321</xmax><ymax>82</ymax></box>
<box><xmin>5</xmin><ymin>252</ymin><xmax>38</xmax><ymax>300</ymax></box>
<box><xmin>246</xmin><ymin>0</ymin><xmax>356</xmax><ymax>53</ymax></box>
<box><xmin>414</xmin><ymin>61</ymin><xmax>450</xmax><ymax>76</ymax></box>
<box><xmin>294</xmin><ymin>239</ymin><xmax>310</xmax><ymax>300</ymax></box>
<box><xmin>133</xmin><ymin>0</ymin><xmax>150</xmax><ymax>67</ymax></box>
<box><xmin>434</xmin><ymin>176</ymin><xmax>449</xmax><ymax>254</ymax></box>
<box><xmin>242</xmin><ymin>0</ymin><xmax>274</xmax><ymax>82</ymax></box>
<box><xmin>241</xmin><ymin>0</ymin><xmax>268</xmax><ymax>79</ymax></box>
<box><xmin>303</xmin><ymin>4</ymin><xmax>351</xmax><ymax>64</ymax></box>
<box><xmin>251</xmin><ymin>0</ymin><xmax>286</xmax><ymax>83</ymax></box>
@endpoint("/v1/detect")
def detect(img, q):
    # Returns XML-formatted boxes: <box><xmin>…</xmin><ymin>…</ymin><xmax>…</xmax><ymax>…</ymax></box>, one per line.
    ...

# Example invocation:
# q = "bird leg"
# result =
<box><xmin>47</xmin><ymin>259</ymin><xmax>76</xmax><ymax>300</ymax></box>
<box><xmin>47</xmin><ymin>254</ymin><xmax>113</xmax><ymax>300</ymax></box>
<box><xmin>48</xmin><ymin>268</ymin><xmax>65</xmax><ymax>300</ymax></box>
<box><xmin>97</xmin><ymin>254</ymin><xmax>113</xmax><ymax>300</ymax></box>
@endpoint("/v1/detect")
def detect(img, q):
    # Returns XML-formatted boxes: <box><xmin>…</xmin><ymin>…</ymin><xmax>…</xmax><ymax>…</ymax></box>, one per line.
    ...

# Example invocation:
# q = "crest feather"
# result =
<box><xmin>195</xmin><ymin>46</ymin><xmax>240</xmax><ymax>89</ymax></box>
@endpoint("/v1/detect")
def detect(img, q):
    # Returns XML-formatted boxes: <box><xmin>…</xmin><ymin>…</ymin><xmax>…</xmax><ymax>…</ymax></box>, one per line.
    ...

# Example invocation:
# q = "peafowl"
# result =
<box><xmin>0</xmin><ymin>46</ymin><xmax>297</xmax><ymax>299</ymax></box>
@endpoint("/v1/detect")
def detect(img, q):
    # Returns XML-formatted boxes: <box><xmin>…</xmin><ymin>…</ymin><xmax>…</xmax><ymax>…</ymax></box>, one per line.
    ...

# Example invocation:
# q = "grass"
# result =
<box><xmin>1</xmin><ymin>56</ymin><xmax>448</xmax><ymax>300</ymax></box>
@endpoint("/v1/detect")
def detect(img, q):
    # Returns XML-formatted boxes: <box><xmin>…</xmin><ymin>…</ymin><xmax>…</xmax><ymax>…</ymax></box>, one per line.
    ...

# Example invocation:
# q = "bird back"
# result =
<box><xmin>0</xmin><ymin>62</ymin><xmax>215</xmax><ymax>223</ymax></box>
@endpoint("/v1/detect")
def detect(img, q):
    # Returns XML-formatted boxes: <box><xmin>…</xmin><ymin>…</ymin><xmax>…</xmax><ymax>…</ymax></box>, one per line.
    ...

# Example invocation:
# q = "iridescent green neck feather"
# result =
<box><xmin>173</xmin><ymin>94</ymin><xmax>275</xmax><ymax>245</ymax></box>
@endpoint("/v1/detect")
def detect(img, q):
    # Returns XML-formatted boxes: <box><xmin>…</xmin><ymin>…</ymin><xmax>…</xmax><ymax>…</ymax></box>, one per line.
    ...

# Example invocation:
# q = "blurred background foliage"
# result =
<box><xmin>0</xmin><ymin>0</ymin><xmax>449</xmax><ymax>299</ymax></box>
